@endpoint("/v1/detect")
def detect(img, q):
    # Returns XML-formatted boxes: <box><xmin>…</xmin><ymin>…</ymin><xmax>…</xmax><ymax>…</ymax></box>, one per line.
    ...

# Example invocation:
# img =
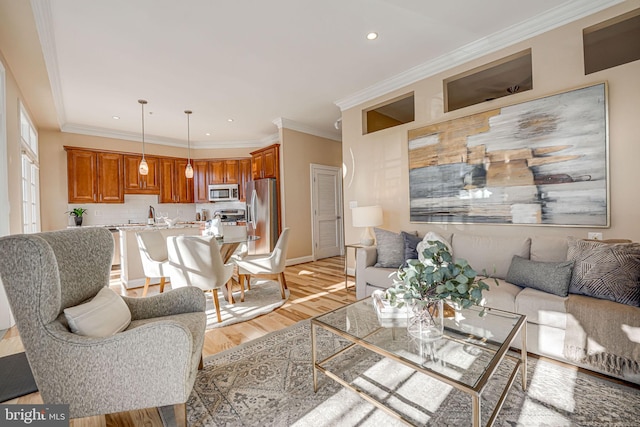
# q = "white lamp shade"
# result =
<box><xmin>352</xmin><ymin>206</ymin><xmax>383</xmax><ymax>227</ymax></box>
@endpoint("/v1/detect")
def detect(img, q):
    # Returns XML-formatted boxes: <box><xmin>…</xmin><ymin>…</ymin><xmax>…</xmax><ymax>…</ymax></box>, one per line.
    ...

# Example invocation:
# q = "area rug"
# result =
<box><xmin>0</xmin><ymin>352</ymin><xmax>38</xmax><ymax>403</ymax></box>
<box><xmin>205</xmin><ymin>278</ymin><xmax>289</xmax><ymax>329</ymax></box>
<box><xmin>185</xmin><ymin>320</ymin><xmax>640</xmax><ymax>426</ymax></box>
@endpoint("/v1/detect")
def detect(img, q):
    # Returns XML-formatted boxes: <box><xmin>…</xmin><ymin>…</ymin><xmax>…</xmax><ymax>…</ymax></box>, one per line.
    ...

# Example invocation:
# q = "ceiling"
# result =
<box><xmin>25</xmin><ymin>0</ymin><xmax>620</xmax><ymax>148</ymax></box>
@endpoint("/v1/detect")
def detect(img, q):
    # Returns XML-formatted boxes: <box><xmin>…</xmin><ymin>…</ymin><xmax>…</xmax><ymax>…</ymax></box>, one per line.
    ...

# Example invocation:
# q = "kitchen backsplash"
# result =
<box><xmin>67</xmin><ymin>194</ymin><xmax>246</xmax><ymax>227</ymax></box>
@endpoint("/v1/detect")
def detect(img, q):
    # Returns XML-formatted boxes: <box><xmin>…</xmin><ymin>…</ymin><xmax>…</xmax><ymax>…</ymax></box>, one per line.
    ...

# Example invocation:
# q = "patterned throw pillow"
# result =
<box><xmin>567</xmin><ymin>237</ymin><xmax>640</xmax><ymax>306</ymax></box>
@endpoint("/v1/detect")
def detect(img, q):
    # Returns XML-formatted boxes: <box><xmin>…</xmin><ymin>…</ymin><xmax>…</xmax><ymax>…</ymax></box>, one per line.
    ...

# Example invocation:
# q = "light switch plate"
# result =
<box><xmin>588</xmin><ymin>232</ymin><xmax>603</xmax><ymax>240</ymax></box>
<box><xmin>349</xmin><ymin>201</ymin><xmax>358</xmax><ymax>209</ymax></box>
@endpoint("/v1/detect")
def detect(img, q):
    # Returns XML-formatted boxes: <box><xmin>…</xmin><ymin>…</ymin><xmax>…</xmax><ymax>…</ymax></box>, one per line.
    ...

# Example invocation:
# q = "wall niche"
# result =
<box><xmin>444</xmin><ymin>49</ymin><xmax>532</xmax><ymax>112</ymax></box>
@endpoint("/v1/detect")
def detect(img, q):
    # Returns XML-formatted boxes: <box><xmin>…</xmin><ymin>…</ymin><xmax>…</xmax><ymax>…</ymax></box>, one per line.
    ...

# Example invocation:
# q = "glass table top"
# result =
<box><xmin>312</xmin><ymin>297</ymin><xmax>525</xmax><ymax>391</ymax></box>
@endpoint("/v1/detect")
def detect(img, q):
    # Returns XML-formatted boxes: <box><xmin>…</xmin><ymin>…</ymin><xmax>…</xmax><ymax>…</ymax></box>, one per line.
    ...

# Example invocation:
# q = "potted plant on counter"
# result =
<box><xmin>67</xmin><ymin>208</ymin><xmax>87</xmax><ymax>226</ymax></box>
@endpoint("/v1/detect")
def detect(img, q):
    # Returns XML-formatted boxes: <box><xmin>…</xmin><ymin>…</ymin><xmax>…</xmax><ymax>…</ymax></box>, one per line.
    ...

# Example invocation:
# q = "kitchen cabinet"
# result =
<box><xmin>66</xmin><ymin>148</ymin><xmax>123</xmax><ymax>203</ymax></box>
<box><xmin>238</xmin><ymin>158</ymin><xmax>251</xmax><ymax>201</ymax></box>
<box><xmin>193</xmin><ymin>160</ymin><xmax>209</xmax><ymax>203</ymax></box>
<box><xmin>250</xmin><ymin>144</ymin><xmax>279</xmax><ymax>180</ymax></box>
<box><xmin>159</xmin><ymin>158</ymin><xmax>194</xmax><ymax>203</ymax></box>
<box><xmin>209</xmin><ymin>159</ymin><xmax>239</xmax><ymax>184</ymax></box>
<box><xmin>123</xmin><ymin>154</ymin><xmax>160</xmax><ymax>194</ymax></box>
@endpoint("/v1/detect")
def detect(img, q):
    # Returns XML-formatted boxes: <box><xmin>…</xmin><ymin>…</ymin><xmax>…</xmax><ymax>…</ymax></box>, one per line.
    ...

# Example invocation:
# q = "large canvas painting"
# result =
<box><xmin>408</xmin><ymin>83</ymin><xmax>608</xmax><ymax>226</ymax></box>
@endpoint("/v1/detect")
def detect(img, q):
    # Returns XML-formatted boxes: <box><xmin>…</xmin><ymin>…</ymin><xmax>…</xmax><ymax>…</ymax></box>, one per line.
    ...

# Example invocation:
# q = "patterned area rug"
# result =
<box><xmin>187</xmin><ymin>320</ymin><xmax>640</xmax><ymax>426</ymax></box>
<box><xmin>205</xmin><ymin>278</ymin><xmax>289</xmax><ymax>329</ymax></box>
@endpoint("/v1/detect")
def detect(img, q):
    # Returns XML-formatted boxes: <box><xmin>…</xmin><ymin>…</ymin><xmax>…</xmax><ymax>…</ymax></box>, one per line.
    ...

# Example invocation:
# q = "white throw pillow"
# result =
<box><xmin>64</xmin><ymin>287</ymin><xmax>131</xmax><ymax>337</ymax></box>
<box><xmin>416</xmin><ymin>232</ymin><xmax>453</xmax><ymax>264</ymax></box>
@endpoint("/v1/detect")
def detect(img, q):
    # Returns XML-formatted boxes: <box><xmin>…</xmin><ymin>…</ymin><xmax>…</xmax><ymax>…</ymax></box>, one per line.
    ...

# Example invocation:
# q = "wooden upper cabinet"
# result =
<box><xmin>96</xmin><ymin>152</ymin><xmax>124</xmax><ymax>203</ymax></box>
<box><xmin>193</xmin><ymin>160</ymin><xmax>209</xmax><ymax>203</ymax></box>
<box><xmin>123</xmin><ymin>154</ymin><xmax>159</xmax><ymax>194</ymax></box>
<box><xmin>209</xmin><ymin>159</ymin><xmax>239</xmax><ymax>184</ymax></box>
<box><xmin>160</xmin><ymin>158</ymin><xmax>194</xmax><ymax>204</ymax></box>
<box><xmin>175</xmin><ymin>159</ymin><xmax>194</xmax><ymax>203</ymax></box>
<box><xmin>251</xmin><ymin>144</ymin><xmax>280</xmax><ymax>180</ymax></box>
<box><xmin>66</xmin><ymin>148</ymin><xmax>123</xmax><ymax>203</ymax></box>
<box><xmin>67</xmin><ymin>149</ymin><xmax>97</xmax><ymax>203</ymax></box>
<box><xmin>238</xmin><ymin>158</ymin><xmax>251</xmax><ymax>201</ymax></box>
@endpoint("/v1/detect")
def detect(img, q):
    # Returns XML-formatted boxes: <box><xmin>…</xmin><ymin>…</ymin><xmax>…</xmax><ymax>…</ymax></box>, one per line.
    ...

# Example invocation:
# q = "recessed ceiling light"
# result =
<box><xmin>366</xmin><ymin>32</ymin><xmax>378</xmax><ymax>40</ymax></box>
<box><xmin>112</xmin><ymin>115</ymin><xmax>120</xmax><ymax>120</ymax></box>
<box><xmin>227</xmin><ymin>118</ymin><xmax>234</xmax><ymax>122</ymax></box>
<box><xmin>205</xmin><ymin>132</ymin><xmax>211</xmax><ymax>136</ymax></box>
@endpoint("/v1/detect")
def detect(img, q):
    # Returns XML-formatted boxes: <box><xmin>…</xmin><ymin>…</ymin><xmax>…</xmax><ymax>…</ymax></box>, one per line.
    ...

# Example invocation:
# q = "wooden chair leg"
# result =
<box><xmin>198</xmin><ymin>355</ymin><xmax>204</xmax><ymax>370</ymax></box>
<box><xmin>226</xmin><ymin>279</ymin><xmax>235</xmax><ymax>304</ymax></box>
<box><xmin>281</xmin><ymin>272</ymin><xmax>288</xmax><ymax>290</ymax></box>
<box><xmin>212</xmin><ymin>289</ymin><xmax>222</xmax><ymax>322</ymax></box>
<box><xmin>239</xmin><ymin>277</ymin><xmax>245</xmax><ymax>302</ymax></box>
<box><xmin>278</xmin><ymin>272</ymin><xmax>286</xmax><ymax>299</ymax></box>
<box><xmin>159</xmin><ymin>277</ymin><xmax>166</xmax><ymax>293</ymax></box>
<box><xmin>246</xmin><ymin>274</ymin><xmax>251</xmax><ymax>290</ymax></box>
<box><xmin>142</xmin><ymin>277</ymin><xmax>151</xmax><ymax>296</ymax></box>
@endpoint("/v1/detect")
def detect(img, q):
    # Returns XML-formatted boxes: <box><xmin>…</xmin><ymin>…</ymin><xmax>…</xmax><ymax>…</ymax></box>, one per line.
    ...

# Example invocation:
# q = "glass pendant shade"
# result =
<box><xmin>185</xmin><ymin>163</ymin><xmax>194</xmax><ymax>178</ymax></box>
<box><xmin>138</xmin><ymin>99</ymin><xmax>149</xmax><ymax>175</ymax></box>
<box><xmin>139</xmin><ymin>157</ymin><xmax>149</xmax><ymax>175</ymax></box>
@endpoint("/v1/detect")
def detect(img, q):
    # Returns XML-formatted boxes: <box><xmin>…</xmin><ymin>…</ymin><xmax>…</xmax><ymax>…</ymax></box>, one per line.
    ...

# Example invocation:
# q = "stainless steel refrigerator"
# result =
<box><xmin>246</xmin><ymin>178</ymin><xmax>279</xmax><ymax>255</ymax></box>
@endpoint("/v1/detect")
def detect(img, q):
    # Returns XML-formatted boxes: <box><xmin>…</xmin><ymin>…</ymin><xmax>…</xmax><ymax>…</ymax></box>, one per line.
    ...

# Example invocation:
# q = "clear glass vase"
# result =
<box><xmin>407</xmin><ymin>299</ymin><xmax>444</xmax><ymax>342</ymax></box>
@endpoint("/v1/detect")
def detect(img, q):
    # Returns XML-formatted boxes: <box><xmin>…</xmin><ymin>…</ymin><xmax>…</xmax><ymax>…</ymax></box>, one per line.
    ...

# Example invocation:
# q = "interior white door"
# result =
<box><xmin>311</xmin><ymin>164</ymin><xmax>343</xmax><ymax>260</ymax></box>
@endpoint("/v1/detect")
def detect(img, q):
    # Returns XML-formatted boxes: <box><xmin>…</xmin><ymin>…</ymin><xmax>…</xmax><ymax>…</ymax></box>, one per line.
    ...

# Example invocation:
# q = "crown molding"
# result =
<box><xmin>61</xmin><ymin>123</ymin><xmax>272</xmax><ymax>149</ymax></box>
<box><xmin>31</xmin><ymin>0</ymin><xmax>65</xmax><ymax>128</ymax></box>
<box><xmin>272</xmin><ymin>117</ymin><xmax>342</xmax><ymax>142</ymax></box>
<box><xmin>334</xmin><ymin>0</ymin><xmax>624</xmax><ymax>111</ymax></box>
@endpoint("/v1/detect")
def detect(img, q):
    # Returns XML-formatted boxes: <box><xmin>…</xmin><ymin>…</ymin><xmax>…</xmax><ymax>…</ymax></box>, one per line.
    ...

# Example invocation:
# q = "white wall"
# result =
<box><xmin>0</xmin><ymin>60</ymin><xmax>14</xmax><ymax>328</ymax></box>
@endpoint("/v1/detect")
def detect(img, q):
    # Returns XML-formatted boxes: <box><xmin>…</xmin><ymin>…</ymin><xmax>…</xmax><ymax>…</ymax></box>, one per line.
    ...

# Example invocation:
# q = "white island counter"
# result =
<box><xmin>119</xmin><ymin>224</ymin><xmax>202</xmax><ymax>289</ymax></box>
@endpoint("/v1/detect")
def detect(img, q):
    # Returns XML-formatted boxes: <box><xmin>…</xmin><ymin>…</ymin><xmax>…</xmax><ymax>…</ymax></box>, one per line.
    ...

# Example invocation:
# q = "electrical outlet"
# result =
<box><xmin>588</xmin><ymin>232</ymin><xmax>603</xmax><ymax>240</ymax></box>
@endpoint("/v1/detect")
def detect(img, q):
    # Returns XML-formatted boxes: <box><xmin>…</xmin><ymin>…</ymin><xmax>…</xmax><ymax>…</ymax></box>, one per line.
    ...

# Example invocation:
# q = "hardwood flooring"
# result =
<box><xmin>0</xmin><ymin>256</ymin><xmax>356</xmax><ymax>426</ymax></box>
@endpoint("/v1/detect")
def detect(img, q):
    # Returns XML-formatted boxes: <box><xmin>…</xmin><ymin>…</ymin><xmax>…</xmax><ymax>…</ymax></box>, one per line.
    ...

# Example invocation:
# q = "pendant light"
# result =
<box><xmin>138</xmin><ymin>99</ymin><xmax>149</xmax><ymax>175</ymax></box>
<box><xmin>184</xmin><ymin>110</ymin><xmax>194</xmax><ymax>179</ymax></box>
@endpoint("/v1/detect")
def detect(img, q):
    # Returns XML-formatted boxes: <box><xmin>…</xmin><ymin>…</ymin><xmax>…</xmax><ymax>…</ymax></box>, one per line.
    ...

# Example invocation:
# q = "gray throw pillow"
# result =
<box><xmin>374</xmin><ymin>228</ymin><xmax>406</xmax><ymax>268</ymax></box>
<box><xmin>506</xmin><ymin>255</ymin><xmax>574</xmax><ymax>297</ymax></box>
<box><xmin>567</xmin><ymin>237</ymin><xmax>640</xmax><ymax>306</ymax></box>
<box><xmin>402</xmin><ymin>231</ymin><xmax>422</xmax><ymax>262</ymax></box>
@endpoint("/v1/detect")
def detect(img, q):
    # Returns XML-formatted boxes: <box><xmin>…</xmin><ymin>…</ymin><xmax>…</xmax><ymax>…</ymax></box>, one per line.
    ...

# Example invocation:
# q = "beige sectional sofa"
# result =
<box><xmin>355</xmin><ymin>231</ymin><xmax>640</xmax><ymax>384</ymax></box>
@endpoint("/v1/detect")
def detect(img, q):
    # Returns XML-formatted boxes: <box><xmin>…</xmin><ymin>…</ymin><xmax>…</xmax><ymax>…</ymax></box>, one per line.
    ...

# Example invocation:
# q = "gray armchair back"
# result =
<box><xmin>0</xmin><ymin>227</ymin><xmax>206</xmax><ymax>419</ymax></box>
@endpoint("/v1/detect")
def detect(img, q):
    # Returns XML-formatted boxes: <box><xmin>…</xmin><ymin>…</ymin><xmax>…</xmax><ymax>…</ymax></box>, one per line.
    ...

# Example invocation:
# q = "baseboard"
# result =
<box><xmin>286</xmin><ymin>256</ymin><xmax>314</xmax><ymax>266</ymax></box>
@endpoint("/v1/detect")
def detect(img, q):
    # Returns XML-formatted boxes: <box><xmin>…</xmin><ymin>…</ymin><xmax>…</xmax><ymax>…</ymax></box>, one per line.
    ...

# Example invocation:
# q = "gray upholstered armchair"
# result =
<box><xmin>0</xmin><ymin>227</ymin><xmax>206</xmax><ymax>420</ymax></box>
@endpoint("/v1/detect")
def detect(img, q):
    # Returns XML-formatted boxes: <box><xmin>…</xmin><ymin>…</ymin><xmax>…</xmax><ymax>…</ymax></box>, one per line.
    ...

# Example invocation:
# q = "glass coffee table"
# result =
<box><xmin>311</xmin><ymin>298</ymin><xmax>527</xmax><ymax>426</ymax></box>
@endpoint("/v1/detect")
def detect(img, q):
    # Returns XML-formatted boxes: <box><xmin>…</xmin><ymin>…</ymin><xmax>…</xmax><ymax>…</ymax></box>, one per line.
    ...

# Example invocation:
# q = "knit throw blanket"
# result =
<box><xmin>564</xmin><ymin>294</ymin><xmax>640</xmax><ymax>375</ymax></box>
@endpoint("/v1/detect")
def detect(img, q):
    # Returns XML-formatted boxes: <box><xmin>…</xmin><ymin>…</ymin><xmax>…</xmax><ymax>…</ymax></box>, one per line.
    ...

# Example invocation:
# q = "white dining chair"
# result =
<box><xmin>234</xmin><ymin>228</ymin><xmax>290</xmax><ymax>299</ymax></box>
<box><xmin>166</xmin><ymin>235</ymin><xmax>236</xmax><ymax>323</ymax></box>
<box><xmin>136</xmin><ymin>230</ymin><xmax>171</xmax><ymax>297</ymax></box>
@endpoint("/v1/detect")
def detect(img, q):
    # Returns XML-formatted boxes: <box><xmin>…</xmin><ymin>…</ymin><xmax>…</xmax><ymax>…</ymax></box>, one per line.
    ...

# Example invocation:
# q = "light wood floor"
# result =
<box><xmin>0</xmin><ymin>256</ymin><xmax>356</xmax><ymax>426</ymax></box>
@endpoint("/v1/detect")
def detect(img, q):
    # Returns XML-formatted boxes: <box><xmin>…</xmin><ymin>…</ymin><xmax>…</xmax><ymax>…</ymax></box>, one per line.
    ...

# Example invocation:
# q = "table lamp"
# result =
<box><xmin>352</xmin><ymin>205</ymin><xmax>383</xmax><ymax>246</ymax></box>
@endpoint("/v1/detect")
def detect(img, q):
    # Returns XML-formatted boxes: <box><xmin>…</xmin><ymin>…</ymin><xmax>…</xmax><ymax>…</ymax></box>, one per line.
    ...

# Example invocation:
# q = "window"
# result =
<box><xmin>444</xmin><ymin>49</ymin><xmax>533</xmax><ymax>112</ymax></box>
<box><xmin>20</xmin><ymin>104</ymin><xmax>40</xmax><ymax>233</ymax></box>
<box><xmin>363</xmin><ymin>93</ymin><xmax>415</xmax><ymax>134</ymax></box>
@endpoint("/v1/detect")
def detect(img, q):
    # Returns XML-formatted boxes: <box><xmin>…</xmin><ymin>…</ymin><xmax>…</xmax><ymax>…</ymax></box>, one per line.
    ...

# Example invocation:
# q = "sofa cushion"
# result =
<box><xmin>567</xmin><ymin>238</ymin><xmax>640</xmax><ymax>306</ymax></box>
<box><xmin>64</xmin><ymin>287</ymin><xmax>131</xmax><ymax>337</ymax></box>
<box><xmin>402</xmin><ymin>231</ymin><xmax>422</xmax><ymax>263</ymax></box>
<box><xmin>515</xmin><ymin>287</ymin><xmax>569</xmax><ymax>328</ymax></box>
<box><xmin>452</xmin><ymin>234</ymin><xmax>531</xmax><ymax>279</ymax></box>
<box><xmin>481</xmin><ymin>278</ymin><xmax>521</xmax><ymax>313</ymax></box>
<box><xmin>506</xmin><ymin>255</ymin><xmax>574</xmax><ymax>297</ymax></box>
<box><xmin>531</xmin><ymin>236</ymin><xmax>568</xmax><ymax>262</ymax></box>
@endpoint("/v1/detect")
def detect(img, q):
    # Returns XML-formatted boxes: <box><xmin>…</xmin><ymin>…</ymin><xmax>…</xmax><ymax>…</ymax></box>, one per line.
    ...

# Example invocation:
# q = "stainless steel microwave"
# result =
<box><xmin>208</xmin><ymin>184</ymin><xmax>239</xmax><ymax>202</ymax></box>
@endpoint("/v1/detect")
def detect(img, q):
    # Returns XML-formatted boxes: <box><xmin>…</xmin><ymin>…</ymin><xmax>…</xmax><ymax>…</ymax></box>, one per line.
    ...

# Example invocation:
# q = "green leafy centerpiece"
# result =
<box><xmin>386</xmin><ymin>240</ymin><xmax>493</xmax><ymax>341</ymax></box>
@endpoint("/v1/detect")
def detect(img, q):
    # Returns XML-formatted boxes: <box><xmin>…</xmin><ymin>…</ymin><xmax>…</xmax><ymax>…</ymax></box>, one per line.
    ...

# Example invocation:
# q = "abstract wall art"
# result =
<box><xmin>408</xmin><ymin>83</ymin><xmax>608</xmax><ymax>226</ymax></box>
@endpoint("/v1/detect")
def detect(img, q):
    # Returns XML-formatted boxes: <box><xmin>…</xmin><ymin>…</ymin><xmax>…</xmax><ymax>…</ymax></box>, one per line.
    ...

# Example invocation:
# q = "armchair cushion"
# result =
<box><xmin>64</xmin><ymin>287</ymin><xmax>131</xmax><ymax>337</ymax></box>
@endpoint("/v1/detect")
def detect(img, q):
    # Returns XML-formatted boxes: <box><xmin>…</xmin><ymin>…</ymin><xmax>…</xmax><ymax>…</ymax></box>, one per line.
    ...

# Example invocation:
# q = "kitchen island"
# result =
<box><xmin>118</xmin><ymin>224</ymin><xmax>202</xmax><ymax>289</ymax></box>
